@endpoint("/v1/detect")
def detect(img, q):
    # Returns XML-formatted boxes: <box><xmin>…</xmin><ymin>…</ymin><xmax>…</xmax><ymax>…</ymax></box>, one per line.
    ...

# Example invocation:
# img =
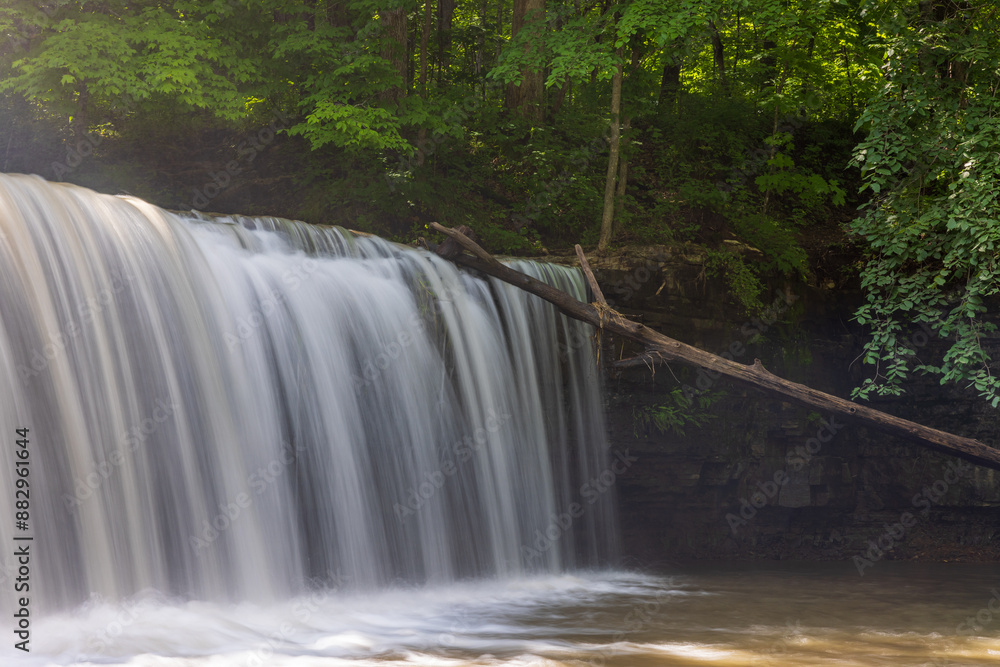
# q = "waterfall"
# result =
<box><xmin>0</xmin><ymin>174</ymin><xmax>616</xmax><ymax>612</ymax></box>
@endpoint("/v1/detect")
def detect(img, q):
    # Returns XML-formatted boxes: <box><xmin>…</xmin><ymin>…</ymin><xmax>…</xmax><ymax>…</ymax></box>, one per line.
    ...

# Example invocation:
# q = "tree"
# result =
<box><xmin>4</xmin><ymin>0</ymin><xmax>996</xmax><ymax>422</ymax></box>
<box><xmin>597</xmin><ymin>49</ymin><xmax>622</xmax><ymax>251</ymax></box>
<box><xmin>431</xmin><ymin>222</ymin><xmax>1000</xmax><ymax>471</ymax></box>
<box><xmin>851</xmin><ymin>0</ymin><xmax>1000</xmax><ymax>405</ymax></box>
<box><xmin>505</xmin><ymin>0</ymin><xmax>545</xmax><ymax>122</ymax></box>
<box><xmin>0</xmin><ymin>0</ymin><xmax>256</xmax><ymax>133</ymax></box>
<box><xmin>381</xmin><ymin>4</ymin><xmax>410</xmax><ymax>102</ymax></box>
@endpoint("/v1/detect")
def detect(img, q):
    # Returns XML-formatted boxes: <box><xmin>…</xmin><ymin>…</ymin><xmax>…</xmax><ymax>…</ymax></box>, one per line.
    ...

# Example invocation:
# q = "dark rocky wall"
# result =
<box><xmin>582</xmin><ymin>246</ymin><xmax>1000</xmax><ymax>567</ymax></box>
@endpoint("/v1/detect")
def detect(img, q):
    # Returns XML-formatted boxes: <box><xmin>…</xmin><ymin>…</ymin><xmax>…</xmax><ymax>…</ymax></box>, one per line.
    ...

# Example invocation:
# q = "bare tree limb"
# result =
<box><xmin>575</xmin><ymin>244</ymin><xmax>607</xmax><ymax>305</ymax></box>
<box><xmin>431</xmin><ymin>223</ymin><xmax>504</xmax><ymax>270</ymax></box>
<box><xmin>431</xmin><ymin>224</ymin><xmax>1000</xmax><ymax>472</ymax></box>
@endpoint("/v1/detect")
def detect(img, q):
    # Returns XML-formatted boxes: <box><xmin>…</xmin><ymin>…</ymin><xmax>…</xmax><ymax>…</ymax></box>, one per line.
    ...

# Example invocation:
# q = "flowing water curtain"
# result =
<box><xmin>0</xmin><ymin>174</ymin><xmax>617</xmax><ymax>612</ymax></box>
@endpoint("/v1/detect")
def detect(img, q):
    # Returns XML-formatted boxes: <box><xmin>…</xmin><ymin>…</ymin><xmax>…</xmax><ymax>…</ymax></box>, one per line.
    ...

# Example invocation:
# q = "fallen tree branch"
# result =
<box><xmin>432</xmin><ymin>223</ymin><xmax>503</xmax><ymax>270</ymax></box>
<box><xmin>609</xmin><ymin>352</ymin><xmax>668</xmax><ymax>370</ymax></box>
<box><xmin>430</xmin><ymin>223</ymin><xmax>1000</xmax><ymax>472</ymax></box>
<box><xmin>575</xmin><ymin>244</ymin><xmax>607</xmax><ymax>305</ymax></box>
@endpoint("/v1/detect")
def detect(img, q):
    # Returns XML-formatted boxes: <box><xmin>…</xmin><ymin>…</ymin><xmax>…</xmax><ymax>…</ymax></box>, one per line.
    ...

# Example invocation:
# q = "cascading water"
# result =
<box><xmin>0</xmin><ymin>173</ymin><xmax>616</xmax><ymax>614</ymax></box>
<box><xmin>2</xmin><ymin>174</ymin><xmax>997</xmax><ymax>667</ymax></box>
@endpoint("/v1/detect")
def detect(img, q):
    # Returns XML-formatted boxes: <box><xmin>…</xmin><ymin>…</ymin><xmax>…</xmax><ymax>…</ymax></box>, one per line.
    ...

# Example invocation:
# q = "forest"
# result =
<box><xmin>1</xmin><ymin>0</ymin><xmax>998</xmax><ymax>405</ymax></box>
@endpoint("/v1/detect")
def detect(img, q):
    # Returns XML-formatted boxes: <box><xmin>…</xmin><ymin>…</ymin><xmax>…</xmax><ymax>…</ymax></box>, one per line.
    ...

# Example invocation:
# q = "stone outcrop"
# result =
<box><xmin>583</xmin><ymin>246</ymin><xmax>1000</xmax><ymax>564</ymax></box>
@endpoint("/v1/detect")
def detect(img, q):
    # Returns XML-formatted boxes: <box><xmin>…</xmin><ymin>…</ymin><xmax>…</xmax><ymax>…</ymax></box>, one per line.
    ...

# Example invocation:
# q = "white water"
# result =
<box><xmin>0</xmin><ymin>173</ymin><xmax>615</xmax><ymax>617</ymax></box>
<box><xmin>5</xmin><ymin>175</ymin><xmax>995</xmax><ymax>666</ymax></box>
<box><xmin>4</xmin><ymin>564</ymin><xmax>1000</xmax><ymax>666</ymax></box>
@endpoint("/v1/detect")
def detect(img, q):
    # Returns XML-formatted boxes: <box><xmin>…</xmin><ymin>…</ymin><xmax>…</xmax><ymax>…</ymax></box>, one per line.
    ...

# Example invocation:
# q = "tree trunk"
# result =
<box><xmin>327</xmin><ymin>0</ymin><xmax>351</xmax><ymax>27</ymax></box>
<box><xmin>614</xmin><ymin>114</ymin><xmax>631</xmax><ymax>227</ymax></box>
<box><xmin>761</xmin><ymin>38</ymin><xmax>777</xmax><ymax>92</ymax></box>
<box><xmin>550</xmin><ymin>79</ymin><xmax>571</xmax><ymax>118</ymax></box>
<box><xmin>476</xmin><ymin>0</ymin><xmax>486</xmax><ymax>84</ymax></box>
<box><xmin>312</xmin><ymin>0</ymin><xmax>328</xmax><ymax>29</ymax></box>
<box><xmin>658</xmin><ymin>54</ymin><xmax>681</xmax><ymax>112</ymax></box>
<box><xmin>506</xmin><ymin>0</ymin><xmax>545</xmax><ymax>123</ymax></box>
<box><xmin>709</xmin><ymin>20</ymin><xmax>726</xmax><ymax>89</ymax></box>
<box><xmin>419</xmin><ymin>0</ymin><xmax>434</xmax><ymax>96</ymax></box>
<box><xmin>613</xmin><ymin>46</ymin><xmax>639</xmax><ymax>218</ymax></box>
<box><xmin>73</xmin><ymin>84</ymin><xmax>90</xmax><ymax>144</ymax></box>
<box><xmin>429</xmin><ymin>223</ymin><xmax>1000</xmax><ymax>473</ymax></box>
<box><xmin>843</xmin><ymin>46</ymin><xmax>855</xmax><ymax>118</ymax></box>
<box><xmin>598</xmin><ymin>51</ymin><xmax>623</xmax><ymax>252</ymax></box>
<box><xmin>415</xmin><ymin>0</ymin><xmax>435</xmax><ymax>164</ymax></box>
<box><xmin>438</xmin><ymin>0</ymin><xmax>457</xmax><ymax>78</ymax></box>
<box><xmin>380</xmin><ymin>7</ymin><xmax>408</xmax><ymax>101</ymax></box>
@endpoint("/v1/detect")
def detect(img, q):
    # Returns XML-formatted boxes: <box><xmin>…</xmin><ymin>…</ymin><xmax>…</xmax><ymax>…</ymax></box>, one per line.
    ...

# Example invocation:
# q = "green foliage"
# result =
<box><xmin>646</xmin><ymin>91</ymin><xmax>833</xmax><ymax>308</ymax></box>
<box><xmin>850</xmin><ymin>1</ymin><xmax>1000</xmax><ymax>405</ymax></box>
<box><xmin>290</xmin><ymin>102</ymin><xmax>409</xmax><ymax>153</ymax></box>
<box><xmin>705</xmin><ymin>249</ymin><xmax>765</xmax><ymax>315</ymax></box>
<box><xmin>474</xmin><ymin>106</ymin><xmax>610</xmax><ymax>246</ymax></box>
<box><xmin>1</xmin><ymin>2</ymin><xmax>255</xmax><ymax>120</ymax></box>
<box><xmin>3</xmin><ymin>0</ymin><xmax>998</xmax><ymax>408</ymax></box>
<box><xmin>755</xmin><ymin>132</ymin><xmax>846</xmax><ymax>211</ymax></box>
<box><xmin>633</xmin><ymin>388</ymin><xmax>720</xmax><ymax>437</ymax></box>
<box><xmin>462</xmin><ymin>219</ymin><xmax>542</xmax><ymax>255</ymax></box>
<box><xmin>731</xmin><ymin>214</ymin><xmax>809</xmax><ymax>277</ymax></box>
<box><xmin>490</xmin><ymin>7</ymin><xmax>619</xmax><ymax>89</ymax></box>
<box><xmin>274</xmin><ymin>14</ymin><xmax>418</xmax><ymax>154</ymax></box>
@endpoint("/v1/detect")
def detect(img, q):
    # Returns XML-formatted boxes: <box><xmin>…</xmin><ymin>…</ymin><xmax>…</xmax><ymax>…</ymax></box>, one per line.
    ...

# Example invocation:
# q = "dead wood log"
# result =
<box><xmin>430</xmin><ymin>222</ymin><xmax>1000</xmax><ymax>472</ymax></box>
<box><xmin>435</xmin><ymin>224</ymin><xmax>476</xmax><ymax>260</ymax></box>
<box><xmin>575</xmin><ymin>244</ymin><xmax>607</xmax><ymax>305</ymax></box>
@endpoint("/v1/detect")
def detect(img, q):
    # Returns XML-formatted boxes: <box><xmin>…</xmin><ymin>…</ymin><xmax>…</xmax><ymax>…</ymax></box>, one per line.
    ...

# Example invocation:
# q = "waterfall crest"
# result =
<box><xmin>0</xmin><ymin>174</ymin><xmax>616</xmax><ymax>611</ymax></box>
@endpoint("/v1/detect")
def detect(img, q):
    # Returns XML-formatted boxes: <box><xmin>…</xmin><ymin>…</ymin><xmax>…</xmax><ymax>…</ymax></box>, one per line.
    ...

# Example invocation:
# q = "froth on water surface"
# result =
<box><xmin>1</xmin><ymin>176</ymin><xmax>997</xmax><ymax>666</ymax></box>
<box><xmin>4</xmin><ymin>564</ymin><xmax>998</xmax><ymax>666</ymax></box>
<box><xmin>0</xmin><ymin>173</ymin><xmax>615</xmax><ymax>610</ymax></box>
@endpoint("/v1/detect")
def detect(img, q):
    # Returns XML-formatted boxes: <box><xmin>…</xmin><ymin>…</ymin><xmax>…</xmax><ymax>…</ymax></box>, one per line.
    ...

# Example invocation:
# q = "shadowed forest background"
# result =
<box><xmin>1</xmin><ymin>0</ymin><xmax>998</xmax><ymax>405</ymax></box>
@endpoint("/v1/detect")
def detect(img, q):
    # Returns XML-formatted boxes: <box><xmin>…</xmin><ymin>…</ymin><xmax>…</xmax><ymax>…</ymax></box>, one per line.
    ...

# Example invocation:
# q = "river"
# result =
<box><xmin>4</xmin><ymin>562</ymin><xmax>996</xmax><ymax>666</ymax></box>
<box><xmin>1</xmin><ymin>175</ymin><xmax>996</xmax><ymax>667</ymax></box>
